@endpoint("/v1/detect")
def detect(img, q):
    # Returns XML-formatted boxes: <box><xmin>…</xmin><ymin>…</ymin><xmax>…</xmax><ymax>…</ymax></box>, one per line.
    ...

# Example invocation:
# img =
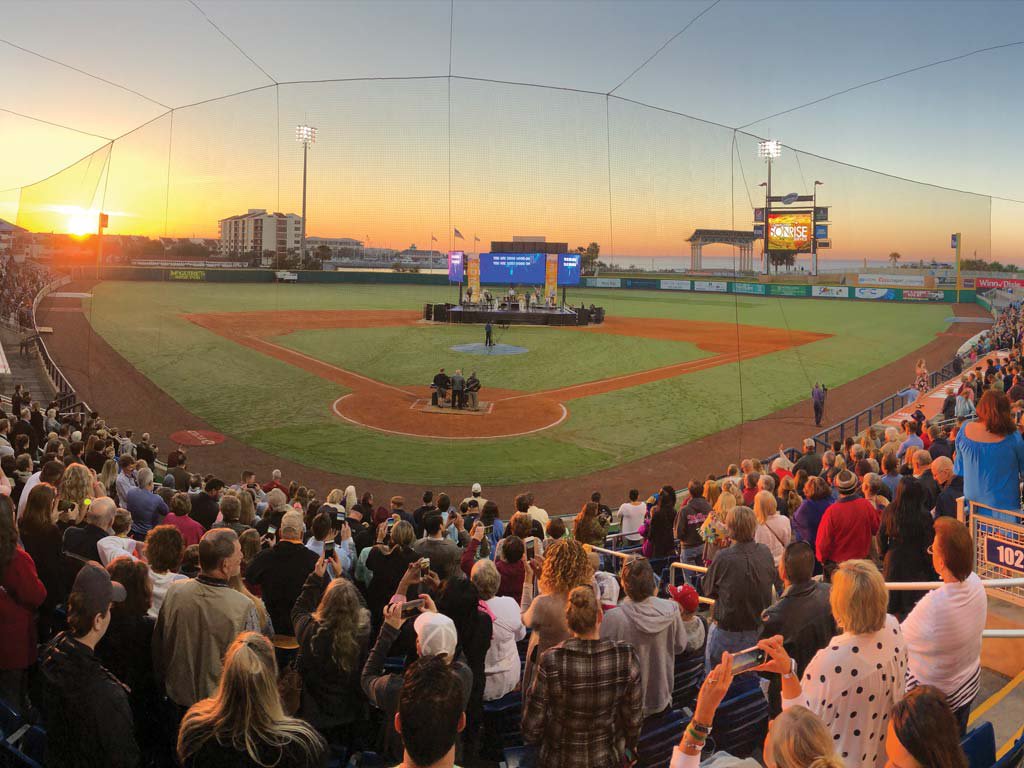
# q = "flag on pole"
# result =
<box><xmin>474</xmin><ymin>235</ymin><xmax>480</xmax><ymax>242</ymax></box>
<box><xmin>454</xmin><ymin>228</ymin><xmax>464</xmax><ymax>240</ymax></box>
<box><xmin>431</xmin><ymin>234</ymin><xmax>437</xmax><ymax>242</ymax></box>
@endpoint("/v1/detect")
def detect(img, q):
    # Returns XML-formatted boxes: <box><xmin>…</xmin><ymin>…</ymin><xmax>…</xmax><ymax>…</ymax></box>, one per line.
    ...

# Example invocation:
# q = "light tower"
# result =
<box><xmin>758</xmin><ymin>139</ymin><xmax>781</xmax><ymax>273</ymax></box>
<box><xmin>296</xmin><ymin>124</ymin><xmax>317</xmax><ymax>266</ymax></box>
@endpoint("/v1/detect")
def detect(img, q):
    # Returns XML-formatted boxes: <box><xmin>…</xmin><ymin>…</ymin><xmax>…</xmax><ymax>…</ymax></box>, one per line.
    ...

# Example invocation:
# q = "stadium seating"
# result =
<box><xmin>636</xmin><ymin>707</ymin><xmax>686</xmax><ymax>768</ymax></box>
<box><xmin>962</xmin><ymin>722</ymin><xmax>997</xmax><ymax>768</ymax></box>
<box><xmin>706</xmin><ymin>687</ymin><xmax>770</xmax><ymax>759</ymax></box>
<box><xmin>672</xmin><ymin>651</ymin><xmax>706</xmax><ymax>712</ymax></box>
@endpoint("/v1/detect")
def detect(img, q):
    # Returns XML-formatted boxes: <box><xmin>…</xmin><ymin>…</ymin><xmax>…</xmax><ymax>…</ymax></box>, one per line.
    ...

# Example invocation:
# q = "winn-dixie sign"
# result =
<box><xmin>976</xmin><ymin>277</ymin><xmax>1024</xmax><ymax>290</ymax></box>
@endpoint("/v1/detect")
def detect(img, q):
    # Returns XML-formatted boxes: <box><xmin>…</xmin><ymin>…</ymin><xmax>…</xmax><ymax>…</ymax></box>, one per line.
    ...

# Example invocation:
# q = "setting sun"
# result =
<box><xmin>67</xmin><ymin>209</ymin><xmax>99</xmax><ymax>237</ymax></box>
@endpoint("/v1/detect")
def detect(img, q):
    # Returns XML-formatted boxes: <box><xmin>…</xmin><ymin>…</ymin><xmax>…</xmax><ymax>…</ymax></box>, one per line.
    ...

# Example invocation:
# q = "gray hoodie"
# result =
<box><xmin>599</xmin><ymin>596</ymin><xmax>688</xmax><ymax>716</ymax></box>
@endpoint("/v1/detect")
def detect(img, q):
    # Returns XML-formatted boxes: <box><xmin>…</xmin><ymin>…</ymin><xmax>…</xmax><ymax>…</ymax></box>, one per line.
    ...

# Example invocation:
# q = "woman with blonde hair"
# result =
<box><xmin>234</xmin><ymin>486</ymin><xmax>257</xmax><ymax>527</ymax></box>
<box><xmin>672</xmin><ymin>651</ymin><xmax>842</xmax><ymax>767</ymax></box>
<box><xmin>58</xmin><ymin>463</ymin><xmax>94</xmax><ymax>524</ymax></box>
<box><xmin>703</xmin><ymin>479</ymin><xmax>721</xmax><ymax>509</ymax></box>
<box><xmin>342</xmin><ymin>485</ymin><xmax>358</xmax><ymax>513</ymax></box>
<box><xmin>756</xmin><ymin>559</ymin><xmax>906</xmax><ymax>768</ymax></box>
<box><xmin>291</xmin><ymin>552</ymin><xmax>371</xmax><ymax>747</ymax></box>
<box><xmin>98</xmin><ymin>459</ymin><xmax>118</xmax><ymax>498</ymax></box>
<box><xmin>753</xmin><ymin>491</ymin><xmax>792</xmax><ymax>564</ymax></box>
<box><xmin>520</xmin><ymin>538</ymin><xmax>593</xmax><ymax>693</ymax></box>
<box><xmin>777</xmin><ymin>476</ymin><xmax>800</xmax><ymax>517</ymax></box>
<box><xmin>700</xmin><ymin>485</ymin><xmax>736</xmax><ymax>563</ymax></box>
<box><xmin>177</xmin><ymin>632</ymin><xmax>325</xmax><ymax>767</ymax></box>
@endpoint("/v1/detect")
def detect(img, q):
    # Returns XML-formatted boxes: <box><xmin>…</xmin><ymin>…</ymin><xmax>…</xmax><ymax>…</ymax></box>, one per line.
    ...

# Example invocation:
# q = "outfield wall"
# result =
<box><xmin>82</xmin><ymin>265</ymin><xmax>974</xmax><ymax>303</ymax></box>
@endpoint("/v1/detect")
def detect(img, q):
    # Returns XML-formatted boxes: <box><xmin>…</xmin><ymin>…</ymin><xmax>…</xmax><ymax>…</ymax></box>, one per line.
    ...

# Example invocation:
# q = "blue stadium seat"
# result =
<box><xmin>19</xmin><ymin>726</ymin><xmax>45</xmax><ymax>766</ymax></box>
<box><xmin>709</xmin><ymin>688</ymin><xmax>770</xmax><ymax>759</ymax></box>
<box><xmin>0</xmin><ymin>695</ymin><xmax>24</xmax><ymax>738</ymax></box>
<box><xmin>0</xmin><ymin>740</ymin><xmax>42</xmax><ymax>768</ymax></box>
<box><xmin>637</xmin><ymin>708</ymin><xmax>685</xmax><ymax>768</ymax></box>
<box><xmin>993</xmin><ymin>732</ymin><xmax>1024</xmax><ymax>768</ymax></box>
<box><xmin>482</xmin><ymin>691</ymin><xmax>524</xmax><ymax>759</ymax></box>
<box><xmin>962</xmin><ymin>722</ymin><xmax>997</xmax><ymax>768</ymax></box>
<box><xmin>672</xmin><ymin>652</ymin><xmax>705</xmax><ymax>711</ymax></box>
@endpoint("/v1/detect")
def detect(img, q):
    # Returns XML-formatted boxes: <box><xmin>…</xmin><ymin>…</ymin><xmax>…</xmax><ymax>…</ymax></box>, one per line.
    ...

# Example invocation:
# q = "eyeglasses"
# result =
<box><xmin>927</xmin><ymin>544</ymin><xmax>934</xmax><ymax>555</ymax></box>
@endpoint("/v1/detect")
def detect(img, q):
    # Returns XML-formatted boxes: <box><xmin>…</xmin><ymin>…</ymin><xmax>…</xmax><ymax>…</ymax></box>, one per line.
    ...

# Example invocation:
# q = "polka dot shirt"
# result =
<box><xmin>784</xmin><ymin>614</ymin><xmax>907</xmax><ymax>768</ymax></box>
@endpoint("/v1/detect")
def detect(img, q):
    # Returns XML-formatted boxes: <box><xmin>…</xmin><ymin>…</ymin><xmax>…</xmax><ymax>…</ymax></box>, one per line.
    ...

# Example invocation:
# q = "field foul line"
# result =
<box><xmin>332</xmin><ymin>395</ymin><xmax>567</xmax><ymax>440</ymax></box>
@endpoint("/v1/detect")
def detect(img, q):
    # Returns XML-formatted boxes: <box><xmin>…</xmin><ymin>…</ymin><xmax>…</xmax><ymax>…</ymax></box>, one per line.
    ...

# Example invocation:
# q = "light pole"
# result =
<box><xmin>758</xmin><ymin>139</ymin><xmax>781</xmax><ymax>274</ymax></box>
<box><xmin>296</xmin><ymin>124</ymin><xmax>317</xmax><ymax>267</ymax></box>
<box><xmin>812</xmin><ymin>180</ymin><xmax>823</xmax><ymax>276</ymax></box>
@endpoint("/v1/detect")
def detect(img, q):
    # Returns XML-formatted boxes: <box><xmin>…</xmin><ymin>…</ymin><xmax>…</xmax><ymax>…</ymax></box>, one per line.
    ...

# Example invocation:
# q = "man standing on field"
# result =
<box><xmin>812</xmin><ymin>383</ymin><xmax>827</xmax><ymax>426</ymax></box>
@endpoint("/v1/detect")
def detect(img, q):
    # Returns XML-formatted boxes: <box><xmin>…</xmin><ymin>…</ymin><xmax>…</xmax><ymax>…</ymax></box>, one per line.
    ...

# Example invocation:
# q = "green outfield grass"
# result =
<box><xmin>84</xmin><ymin>281</ymin><xmax>952</xmax><ymax>485</ymax></box>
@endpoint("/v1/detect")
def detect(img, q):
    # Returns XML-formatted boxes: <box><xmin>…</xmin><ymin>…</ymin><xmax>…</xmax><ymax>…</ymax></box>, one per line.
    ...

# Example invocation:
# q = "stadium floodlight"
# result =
<box><xmin>758</xmin><ymin>139</ymin><xmax>782</xmax><ymax>159</ymax></box>
<box><xmin>296</xmin><ymin>124</ymin><xmax>317</xmax><ymax>266</ymax></box>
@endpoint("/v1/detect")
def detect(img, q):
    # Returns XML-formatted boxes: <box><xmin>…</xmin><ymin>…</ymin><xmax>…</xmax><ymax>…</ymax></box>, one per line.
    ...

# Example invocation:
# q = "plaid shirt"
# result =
<box><xmin>522</xmin><ymin>638</ymin><xmax>642</xmax><ymax>768</ymax></box>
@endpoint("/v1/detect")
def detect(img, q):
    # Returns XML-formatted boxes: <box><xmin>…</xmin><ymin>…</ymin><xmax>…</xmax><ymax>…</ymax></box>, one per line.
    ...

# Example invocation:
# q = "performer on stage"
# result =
<box><xmin>485</xmin><ymin>321</ymin><xmax>494</xmax><ymax>348</ymax></box>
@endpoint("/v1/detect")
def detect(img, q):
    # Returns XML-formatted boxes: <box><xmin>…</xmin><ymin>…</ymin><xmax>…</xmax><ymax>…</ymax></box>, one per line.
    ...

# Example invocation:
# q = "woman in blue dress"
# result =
<box><xmin>954</xmin><ymin>390</ymin><xmax>1024</xmax><ymax>524</ymax></box>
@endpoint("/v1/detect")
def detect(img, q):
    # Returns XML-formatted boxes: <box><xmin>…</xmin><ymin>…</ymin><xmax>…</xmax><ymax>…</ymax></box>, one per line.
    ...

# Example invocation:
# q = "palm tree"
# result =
<box><xmin>888</xmin><ymin>251</ymin><xmax>901</xmax><ymax>267</ymax></box>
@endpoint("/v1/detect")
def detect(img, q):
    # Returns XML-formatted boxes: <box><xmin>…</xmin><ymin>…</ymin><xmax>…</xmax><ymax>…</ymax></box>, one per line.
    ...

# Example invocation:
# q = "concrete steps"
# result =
<box><xmin>0</xmin><ymin>327</ymin><xmax>56</xmax><ymax>408</ymax></box>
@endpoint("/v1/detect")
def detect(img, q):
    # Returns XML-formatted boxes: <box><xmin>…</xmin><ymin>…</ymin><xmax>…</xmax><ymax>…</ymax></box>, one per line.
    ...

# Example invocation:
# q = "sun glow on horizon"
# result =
<box><xmin>65</xmin><ymin>208</ymin><xmax>100</xmax><ymax>237</ymax></box>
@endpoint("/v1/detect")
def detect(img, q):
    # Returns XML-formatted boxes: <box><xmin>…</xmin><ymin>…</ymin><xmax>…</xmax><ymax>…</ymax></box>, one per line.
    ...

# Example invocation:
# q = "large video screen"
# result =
<box><xmin>447</xmin><ymin>250</ymin><xmax>464</xmax><ymax>283</ymax></box>
<box><xmin>767</xmin><ymin>212</ymin><xmax>812</xmax><ymax>251</ymax></box>
<box><xmin>479</xmin><ymin>253</ymin><xmax>546</xmax><ymax>284</ymax></box>
<box><xmin>557</xmin><ymin>253</ymin><xmax>581</xmax><ymax>285</ymax></box>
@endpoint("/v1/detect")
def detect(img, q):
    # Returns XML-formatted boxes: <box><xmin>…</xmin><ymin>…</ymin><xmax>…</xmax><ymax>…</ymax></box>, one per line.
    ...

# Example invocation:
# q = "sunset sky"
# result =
<box><xmin>3</xmin><ymin>0</ymin><xmax>1022</xmax><ymax>262</ymax></box>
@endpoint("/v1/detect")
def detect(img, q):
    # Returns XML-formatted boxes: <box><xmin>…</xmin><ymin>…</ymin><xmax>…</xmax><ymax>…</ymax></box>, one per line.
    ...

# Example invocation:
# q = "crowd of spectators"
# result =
<box><xmin>0</xmin><ymin>256</ymin><xmax>51</xmax><ymax>328</ymax></box>
<box><xmin>0</xmin><ymin>296</ymin><xmax>1021</xmax><ymax>768</ymax></box>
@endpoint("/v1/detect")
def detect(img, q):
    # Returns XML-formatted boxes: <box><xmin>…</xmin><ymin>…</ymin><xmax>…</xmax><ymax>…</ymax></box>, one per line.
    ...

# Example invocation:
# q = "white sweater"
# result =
<box><xmin>901</xmin><ymin>572</ymin><xmax>987</xmax><ymax>709</ymax></box>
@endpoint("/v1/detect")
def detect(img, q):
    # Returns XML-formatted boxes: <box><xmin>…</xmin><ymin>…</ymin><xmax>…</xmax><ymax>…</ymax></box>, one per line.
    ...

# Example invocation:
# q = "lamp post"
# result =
<box><xmin>812</xmin><ymin>180</ymin><xmax>823</xmax><ymax>276</ymax></box>
<box><xmin>758</xmin><ymin>139</ymin><xmax>781</xmax><ymax>274</ymax></box>
<box><xmin>296</xmin><ymin>124</ymin><xmax>317</xmax><ymax>267</ymax></box>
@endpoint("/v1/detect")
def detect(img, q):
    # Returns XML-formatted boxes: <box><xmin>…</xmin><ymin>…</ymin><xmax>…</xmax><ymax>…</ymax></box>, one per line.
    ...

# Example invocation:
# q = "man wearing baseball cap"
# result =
<box><xmin>461</xmin><ymin>482</ymin><xmax>487</xmax><ymax>511</ymax></box>
<box><xmin>793</xmin><ymin>437</ymin><xmax>823</xmax><ymax>477</ymax></box>
<box><xmin>362</xmin><ymin>590</ymin><xmax>473</xmax><ymax>763</ymax></box>
<box><xmin>39</xmin><ymin>562</ymin><xmax>139</xmax><ymax>768</ymax></box>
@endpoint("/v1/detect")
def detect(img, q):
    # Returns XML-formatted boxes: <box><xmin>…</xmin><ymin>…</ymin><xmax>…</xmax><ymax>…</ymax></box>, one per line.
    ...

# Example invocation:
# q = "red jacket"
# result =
<box><xmin>0</xmin><ymin>547</ymin><xmax>47</xmax><ymax>670</ymax></box>
<box><xmin>460</xmin><ymin>539</ymin><xmax>526</xmax><ymax>603</ymax></box>
<box><xmin>815</xmin><ymin>496</ymin><xmax>880</xmax><ymax>566</ymax></box>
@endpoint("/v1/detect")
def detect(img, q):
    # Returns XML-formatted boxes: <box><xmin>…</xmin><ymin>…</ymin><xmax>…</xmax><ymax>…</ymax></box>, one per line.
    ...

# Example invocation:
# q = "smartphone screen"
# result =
<box><xmin>483</xmin><ymin>524</ymin><xmax>493</xmax><ymax>535</ymax></box>
<box><xmin>267</xmin><ymin>525</ymin><xmax>277</xmax><ymax>536</ymax></box>
<box><xmin>324</xmin><ymin>541</ymin><xmax>335</xmax><ymax>556</ymax></box>
<box><xmin>526</xmin><ymin>539</ymin><xmax>536</xmax><ymax>559</ymax></box>
<box><xmin>419</xmin><ymin>557</ymin><xmax>430</xmax><ymax>573</ymax></box>
<box><xmin>731</xmin><ymin>646</ymin><xmax>768</xmax><ymax>675</ymax></box>
<box><xmin>400</xmin><ymin>598</ymin><xmax>424</xmax><ymax>619</ymax></box>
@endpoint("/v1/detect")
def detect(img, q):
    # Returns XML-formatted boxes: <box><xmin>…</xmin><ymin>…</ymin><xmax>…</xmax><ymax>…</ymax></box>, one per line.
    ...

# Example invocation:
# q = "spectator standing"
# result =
<box><xmin>395</xmin><ymin>657</ymin><xmax>469</xmax><ymax>768</ymax></box>
<box><xmin>877</xmin><ymin>477</ymin><xmax>936</xmax><ymax>620</ymax></box>
<box><xmin>932</xmin><ymin>456</ymin><xmax>965</xmax><ymax>519</ymax></box>
<box><xmin>617</xmin><ymin>488</ymin><xmax>647</xmax><ymax>544</ymax></box>
<box><xmin>880</xmin><ymin>453</ymin><xmax>902</xmax><ymax>496</ymax></box>
<box><xmin>177</xmin><ymin>632</ymin><xmax>325</xmax><ymax>768</ymax></box>
<box><xmin>413</xmin><ymin>513</ymin><xmax>463</xmax><ymax>580</ymax></box>
<box><xmin>261</xmin><ymin>468</ymin><xmax>288</xmax><ymax>495</ymax></box>
<box><xmin>753</xmin><ymin>490</ymin><xmax>791</xmax><ymax>564</ymax></box>
<box><xmin>64</xmin><ymin>496</ymin><xmax>117</xmax><ymax>564</ymax></box>
<box><xmin>188</xmin><ymin>478</ymin><xmax>225</xmax><ymax>531</ymax></box>
<box><xmin>928</xmin><ymin>426</ymin><xmax>953</xmax><ymax>461</ymax></box>
<box><xmin>245</xmin><ymin>510</ymin><xmax>318</xmax><ymax>635</ymax></box>
<box><xmin>911</xmin><ymin>450</ymin><xmax>939</xmax><ymax>511</ymax></box>
<box><xmin>702</xmin><ymin>507</ymin><xmax>780</xmax><ymax>675</ymax></box>
<box><xmin>16</xmin><ymin>458</ymin><xmax>63</xmax><ymax>519</ymax></box>
<box><xmin>815</xmin><ymin>470</ymin><xmax>880</xmax><ymax>579</ymax></box>
<box><xmin>572</xmin><ymin>500</ymin><xmax>608</xmax><ymax>546</ymax></box>
<box><xmin>153</xmin><ymin>528</ymin><xmax>260</xmax><ymax>709</ymax></box>
<box><xmin>362</xmin><ymin>598</ymin><xmax>473</xmax><ymax>763</ymax></box>
<box><xmin>756</xmin><ymin>559</ymin><xmax>907</xmax><ymax>768</ymax></box>
<box><xmin>792</xmin><ymin>476</ymin><xmax>832</xmax><ymax>554</ymax></box>
<box><xmin>0</xmin><ymin>501</ymin><xmax>46</xmax><ymax>713</ymax></box>
<box><xmin>212</xmin><ymin>493</ymin><xmax>250</xmax><ymax>536</ymax></box>
<box><xmin>600</xmin><ymin>557</ymin><xmax>687</xmax><ymax>719</ymax></box>
<box><xmin>144</xmin><ymin>524</ymin><xmax>187</xmax><ymax>618</ymax></box>
<box><xmin>125</xmin><ymin>467</ymin><xmax>168</xmax><ymax>539</ymax></box>
<box><xmin>902</xmin><ymin>518</ymin><xmax>986</xmax><ymax>734</ymax></box>
<box><xmin>17</xmin><ymin>484</ymin><xmax>66</xmax><ymax>640</ymax></box>
<box><xmin>115</xmin><ymin>454</ymin><xmax>137</xmax><ymax>507</ymax></box>
<box><xmin>793</xmin><ymin>437</ymin><xmax>823</xmax><ymax>477</ymax></box>
<box><xmin>641</xmin><ymin>485</ymin><xmax>677</xmax><ymax>558</ymax></box>
<box><xmin>471</xmin><ymin>558</ymin><xmax>526</xmax><ymax>701</ymax></box>
<box><xmin>954</xmin><ymin>390</ymin><xmax>1024</xmax><ymax>523</ymax></box>
<box><xmin>163</xmin><ymin>491</ymin><xmax>205</xmax><ymax>547</ymax></box>
<box><xmin>521</xmin><ymin>538</ymin><xmax>593</xmax><ymax>693</ymax></box>
<box><xmin>39</xmin><ymin>562</ymin><xmax>139</xmax><ymax>768</ymax></box>
<box><xmin>676</xmin><ymin>480</ymin><xmax>711</xmax><ymax>587</ymax></box>
<box><xmin>522</xmin><ymin>585</ymin><xmax>643</xmax><ymax>768</ymax></box>
<box><xmin>365</xmin><ymin>520</ymin><xmax>420</xmax><ymax>630</ymax></box>
<box><xmin>759</xmin><ymin>542</ymin><xmax>836</xmax><ymax>715</ymax></box>
<box><xmin>291</xmin><ymin>554</ymin><xmax>371</xmax><ymax>750</ymax></box>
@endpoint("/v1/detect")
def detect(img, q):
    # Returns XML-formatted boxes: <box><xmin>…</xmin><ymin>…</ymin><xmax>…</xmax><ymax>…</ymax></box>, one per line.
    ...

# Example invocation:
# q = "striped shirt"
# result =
<box><xmin>902</xmin><ymin>572</ymin><xmax>987</xmax><ymax>710</ymax></box>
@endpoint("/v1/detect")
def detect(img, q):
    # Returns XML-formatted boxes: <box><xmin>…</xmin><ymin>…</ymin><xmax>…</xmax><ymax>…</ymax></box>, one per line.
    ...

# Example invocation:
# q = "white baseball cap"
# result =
<box><xmin>803</xmin><ymin>438</ymin><xmax>815</xmax><ymax>449</ymax></box>
<box><xmin>414</xmin><ymin>612</ymin><xmax>458</xmax><ymax>659</ymax></box>
<box><xmin>471</xmin><ymin>483</ymin><xmax>482</xmax><ymax>494</ymax></box>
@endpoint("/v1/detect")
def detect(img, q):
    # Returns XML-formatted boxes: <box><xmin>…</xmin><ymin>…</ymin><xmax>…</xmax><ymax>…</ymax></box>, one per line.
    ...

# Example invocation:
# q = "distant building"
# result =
<box><xmin>218</xmin><ymin>209</ymin><xmax>302</xmax><ymax>262</ymax></box>
<box><xmin>490</xmin><ymin>235</ymin><xmax>567</xmax><ymax>254</ymax></box>
<box><xmin>0</xmin><ymin>218</ymin><xmax>27</xmax><ymax>256</ymax></box>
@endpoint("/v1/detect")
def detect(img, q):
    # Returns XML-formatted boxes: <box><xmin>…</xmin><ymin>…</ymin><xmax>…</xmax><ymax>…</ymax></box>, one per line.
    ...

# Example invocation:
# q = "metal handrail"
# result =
<box><xmin>29</xmin><ymin>276</ymin><xmax>91</xmax><ymax>416</ymax></box>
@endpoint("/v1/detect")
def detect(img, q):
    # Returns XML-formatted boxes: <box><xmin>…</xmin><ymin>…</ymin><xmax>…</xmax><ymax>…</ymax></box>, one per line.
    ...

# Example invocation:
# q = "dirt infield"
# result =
<box><xmin>37</xmin><ymin>282</ymin><xmax>989</xmax><ymax>513</ymax></box>
<box><xmin>184</xmin><ymin>310</ymin><xmax>829</xmax><ymax>439</ymax></box>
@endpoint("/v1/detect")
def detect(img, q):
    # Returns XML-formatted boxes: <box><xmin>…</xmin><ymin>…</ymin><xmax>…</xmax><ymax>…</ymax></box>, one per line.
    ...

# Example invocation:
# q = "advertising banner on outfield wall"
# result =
<box><xmin>694</xmin><ymin>280</ymin><xmax>727</xmax><ymax>293</ymax></box>
<box><xmin>587</xmin><ymin>277</ymin><xmax>622</xmax><ymax>288</ymax></box>
<box><xmin>733</xmin><ymin>282</ymin><xmax>767</xmax><ymax>295</ymax></box>
<box><xmin>903</xmin><ymin>290</ymin><xmax>946</xmax><ymax>301</ymax></box>
<box><xmin>976</xmin><ymin>277</ymin><xmax>1024</xmax><ymax>290</ymax></box>
<box><xmin>858</xmin><ymin>273</ymin><xmax>926</xmax><ymax>287</ymax></box>
<box><xmin>854</xmin><ymin>287</ymin><xmax>898</xmax><ymax>300</ymax></box>
<box><xmin>768</xmin><ymin>284</ymin><xmax>810</xmax><ymax>297</ymax></box>
<box><xmin>660</xmin><ymin>280</ymin><xmax>692</xmax><ymax>291</ymax></box>
<box><xmin>812</xmin><ymin>285</ymin><xmax>849</xmax><ymax>298</ymax></box>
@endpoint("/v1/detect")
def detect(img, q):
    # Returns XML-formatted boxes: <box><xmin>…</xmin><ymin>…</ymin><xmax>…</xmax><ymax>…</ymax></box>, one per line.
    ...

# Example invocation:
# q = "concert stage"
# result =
<box><xmin>425</xmin><ymin>303</ymin><xmax>604</xmax><ymax>326</ymax></box>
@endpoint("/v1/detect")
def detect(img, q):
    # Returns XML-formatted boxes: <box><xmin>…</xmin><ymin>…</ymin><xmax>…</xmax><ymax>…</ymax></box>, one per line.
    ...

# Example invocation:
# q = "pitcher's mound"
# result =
<box><xmin>449</xmin><ymin>342</ymin><xmax>527</xmax><ymax>356</ymax></box>
<box><xmin>414</xmin><ymin>400</ymin><xmax>495</xmax><ymax>415</ymax></box>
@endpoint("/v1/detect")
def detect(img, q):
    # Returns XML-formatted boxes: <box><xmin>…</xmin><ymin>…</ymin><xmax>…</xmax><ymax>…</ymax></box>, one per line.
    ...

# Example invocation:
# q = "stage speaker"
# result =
<box><xmin>424</xmin><ymin>303</ymin><xmax>433</xmax><ymax>321</ymax></box>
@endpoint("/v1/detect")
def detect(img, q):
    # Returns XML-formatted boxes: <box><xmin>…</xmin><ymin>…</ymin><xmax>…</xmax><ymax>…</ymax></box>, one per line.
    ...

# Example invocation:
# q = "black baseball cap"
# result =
<box><xmin>72</xmin><ymin>562</ymin><xmax>127</xmax><ymax>617</ymax></box>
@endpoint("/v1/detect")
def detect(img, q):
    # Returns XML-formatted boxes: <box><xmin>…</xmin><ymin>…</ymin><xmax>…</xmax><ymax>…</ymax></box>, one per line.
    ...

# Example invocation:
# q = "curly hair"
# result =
<box><xmin>312</xmin><ymin>578</ymin><xmax>371</xmax><ymax>674</ymax></box>
<box><xmin>539</xmin><ymin>538</ymin><xmax>593</xmax><ymax>596</ymax></box>
<box><xmin>59</xmin><ymin>463</ymin><xmax>93</xmax><ymax>521</ymax></box>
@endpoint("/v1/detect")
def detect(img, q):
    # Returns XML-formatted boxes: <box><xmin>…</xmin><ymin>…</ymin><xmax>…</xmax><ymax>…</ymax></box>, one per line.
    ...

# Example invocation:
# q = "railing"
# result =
<box><xmin>30</xmin><ymin>276</ymin><xmax>91</xmax><ymax>416</ymax></box>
